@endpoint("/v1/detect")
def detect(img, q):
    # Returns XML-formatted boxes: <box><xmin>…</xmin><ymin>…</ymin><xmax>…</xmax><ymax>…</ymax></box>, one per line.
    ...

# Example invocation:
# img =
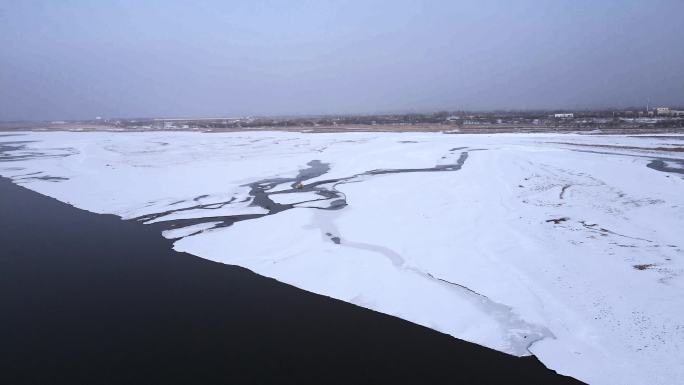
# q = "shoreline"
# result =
<box><xmin>0</xmin><ymin>177</ymin><xmax>582</xmax><ymax>384</ymax></box>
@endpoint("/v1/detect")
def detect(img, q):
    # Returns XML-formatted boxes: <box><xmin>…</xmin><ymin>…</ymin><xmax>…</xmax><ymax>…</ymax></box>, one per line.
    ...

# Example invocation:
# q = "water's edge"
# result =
<box><xmin>0</xmin><ymin>176</ymin><xmax>582</xmax><ymax>384</ymax></box>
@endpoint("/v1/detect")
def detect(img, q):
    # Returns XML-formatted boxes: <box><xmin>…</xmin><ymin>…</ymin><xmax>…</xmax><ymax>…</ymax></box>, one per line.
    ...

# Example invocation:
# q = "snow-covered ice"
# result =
<box><xmin>1</xmin><ymin>131</ymin><xmax>683</xmax><ymax>385</ymax></box>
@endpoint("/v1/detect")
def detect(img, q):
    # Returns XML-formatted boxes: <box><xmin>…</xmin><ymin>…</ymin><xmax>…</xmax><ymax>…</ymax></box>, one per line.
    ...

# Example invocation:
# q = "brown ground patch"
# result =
<box><xmin>633</xmin><ymin>264</ymin><xmax>656</xmax><ymax>270</ymax></box>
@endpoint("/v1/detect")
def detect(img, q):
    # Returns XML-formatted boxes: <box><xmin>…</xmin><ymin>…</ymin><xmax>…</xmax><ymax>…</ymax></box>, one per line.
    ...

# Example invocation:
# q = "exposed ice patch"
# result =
<box><xmin>162</xmin><ymin>221</ymin><xmax>222</xmax><ymax>239</ymax></box>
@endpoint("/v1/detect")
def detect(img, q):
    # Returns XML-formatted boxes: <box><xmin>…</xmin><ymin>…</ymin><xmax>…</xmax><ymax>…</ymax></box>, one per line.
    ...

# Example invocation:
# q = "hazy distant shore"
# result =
<box><xmin>1</xmin><ymin>122</ymin><xmax>683</xmax><ymax>135</ymax></box>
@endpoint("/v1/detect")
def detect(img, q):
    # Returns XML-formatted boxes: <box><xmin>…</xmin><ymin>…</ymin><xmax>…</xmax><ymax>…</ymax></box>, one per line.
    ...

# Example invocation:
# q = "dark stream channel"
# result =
<box><xmin>0</xmin><ymin>177</ymin><xmax>583</xmax><ymax>384</ymax></box>
<box><xmin>647</xmin><ymin>159</ymin><xmax>684</xmax><ymax>174</ymax></box>
<box><xmin>567</xmin><ymin>148</ymin><xmax>684</xmax><ymax>175</ymax></box>
<box><xmin>135</xmin><ymin>150</ymin><xmax>470</xmax><ymax>236</ymax></box>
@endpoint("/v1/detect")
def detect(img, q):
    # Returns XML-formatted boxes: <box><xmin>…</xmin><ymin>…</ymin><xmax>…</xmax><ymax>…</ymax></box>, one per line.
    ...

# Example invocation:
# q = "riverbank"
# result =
<box><xmin>0</xmin><ymin>177</ymin><xmax>581</xmax><ymax>384</ymax></box>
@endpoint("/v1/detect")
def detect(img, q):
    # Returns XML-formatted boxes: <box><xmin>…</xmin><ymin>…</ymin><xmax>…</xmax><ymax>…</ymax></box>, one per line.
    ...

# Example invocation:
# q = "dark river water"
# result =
<box><xmin>0</xmin><ymin>177</ymin><xmax>582</xmax><ymax>385</ymax></box>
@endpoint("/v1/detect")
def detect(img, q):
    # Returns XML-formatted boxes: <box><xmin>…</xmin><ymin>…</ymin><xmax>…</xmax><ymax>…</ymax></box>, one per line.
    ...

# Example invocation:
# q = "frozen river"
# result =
<box><xmin>1</xmin><ymin>131</ymin><xmax>683</xmax><ymax>385</ymax></box>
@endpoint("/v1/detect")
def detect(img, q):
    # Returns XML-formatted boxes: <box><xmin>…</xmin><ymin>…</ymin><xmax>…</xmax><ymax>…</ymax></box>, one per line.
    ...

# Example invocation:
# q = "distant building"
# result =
<box><xmin>655</xmin><ymin>107</ymin><xmax>670</xmax><ymax>115</ymax></box>
<box><xmin>655</xmin><ymin>107</ymin><xmax>684</xmax><ymax>116</ymax></box>
<box><xmin>554</xmin><ymin>113</ymin><xmax>574</xmax><ymax>118</ymax></box>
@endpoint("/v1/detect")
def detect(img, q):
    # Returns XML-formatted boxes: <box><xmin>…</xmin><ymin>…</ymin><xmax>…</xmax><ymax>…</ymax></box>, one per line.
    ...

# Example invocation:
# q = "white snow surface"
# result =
<box><xmin>1</xmin><ymin>131</ymin><xmax>683</xmax><ymax>385</ymax></box>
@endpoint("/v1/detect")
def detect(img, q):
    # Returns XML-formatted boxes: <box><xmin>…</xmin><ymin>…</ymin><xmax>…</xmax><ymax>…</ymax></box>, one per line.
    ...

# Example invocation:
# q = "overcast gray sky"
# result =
<box><xmin>1</xmin><ymin>0</ymin><xmax>683</xmax><ymax>120</ymax></box>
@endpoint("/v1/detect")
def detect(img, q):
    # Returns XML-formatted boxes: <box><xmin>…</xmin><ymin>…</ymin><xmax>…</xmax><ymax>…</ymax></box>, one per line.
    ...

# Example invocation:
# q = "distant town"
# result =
<box><xmin>2</xmin><ymin>106</ymin><xmax>684</xmax><ymax>133</ymax></box>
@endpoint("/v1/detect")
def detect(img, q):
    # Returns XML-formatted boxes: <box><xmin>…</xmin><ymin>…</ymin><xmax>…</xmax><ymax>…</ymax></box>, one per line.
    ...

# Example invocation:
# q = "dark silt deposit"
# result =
<box><xmin>0</xmin><ymin>177</ymin><xmax>583</xmax><ymax>385</ymax></box>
